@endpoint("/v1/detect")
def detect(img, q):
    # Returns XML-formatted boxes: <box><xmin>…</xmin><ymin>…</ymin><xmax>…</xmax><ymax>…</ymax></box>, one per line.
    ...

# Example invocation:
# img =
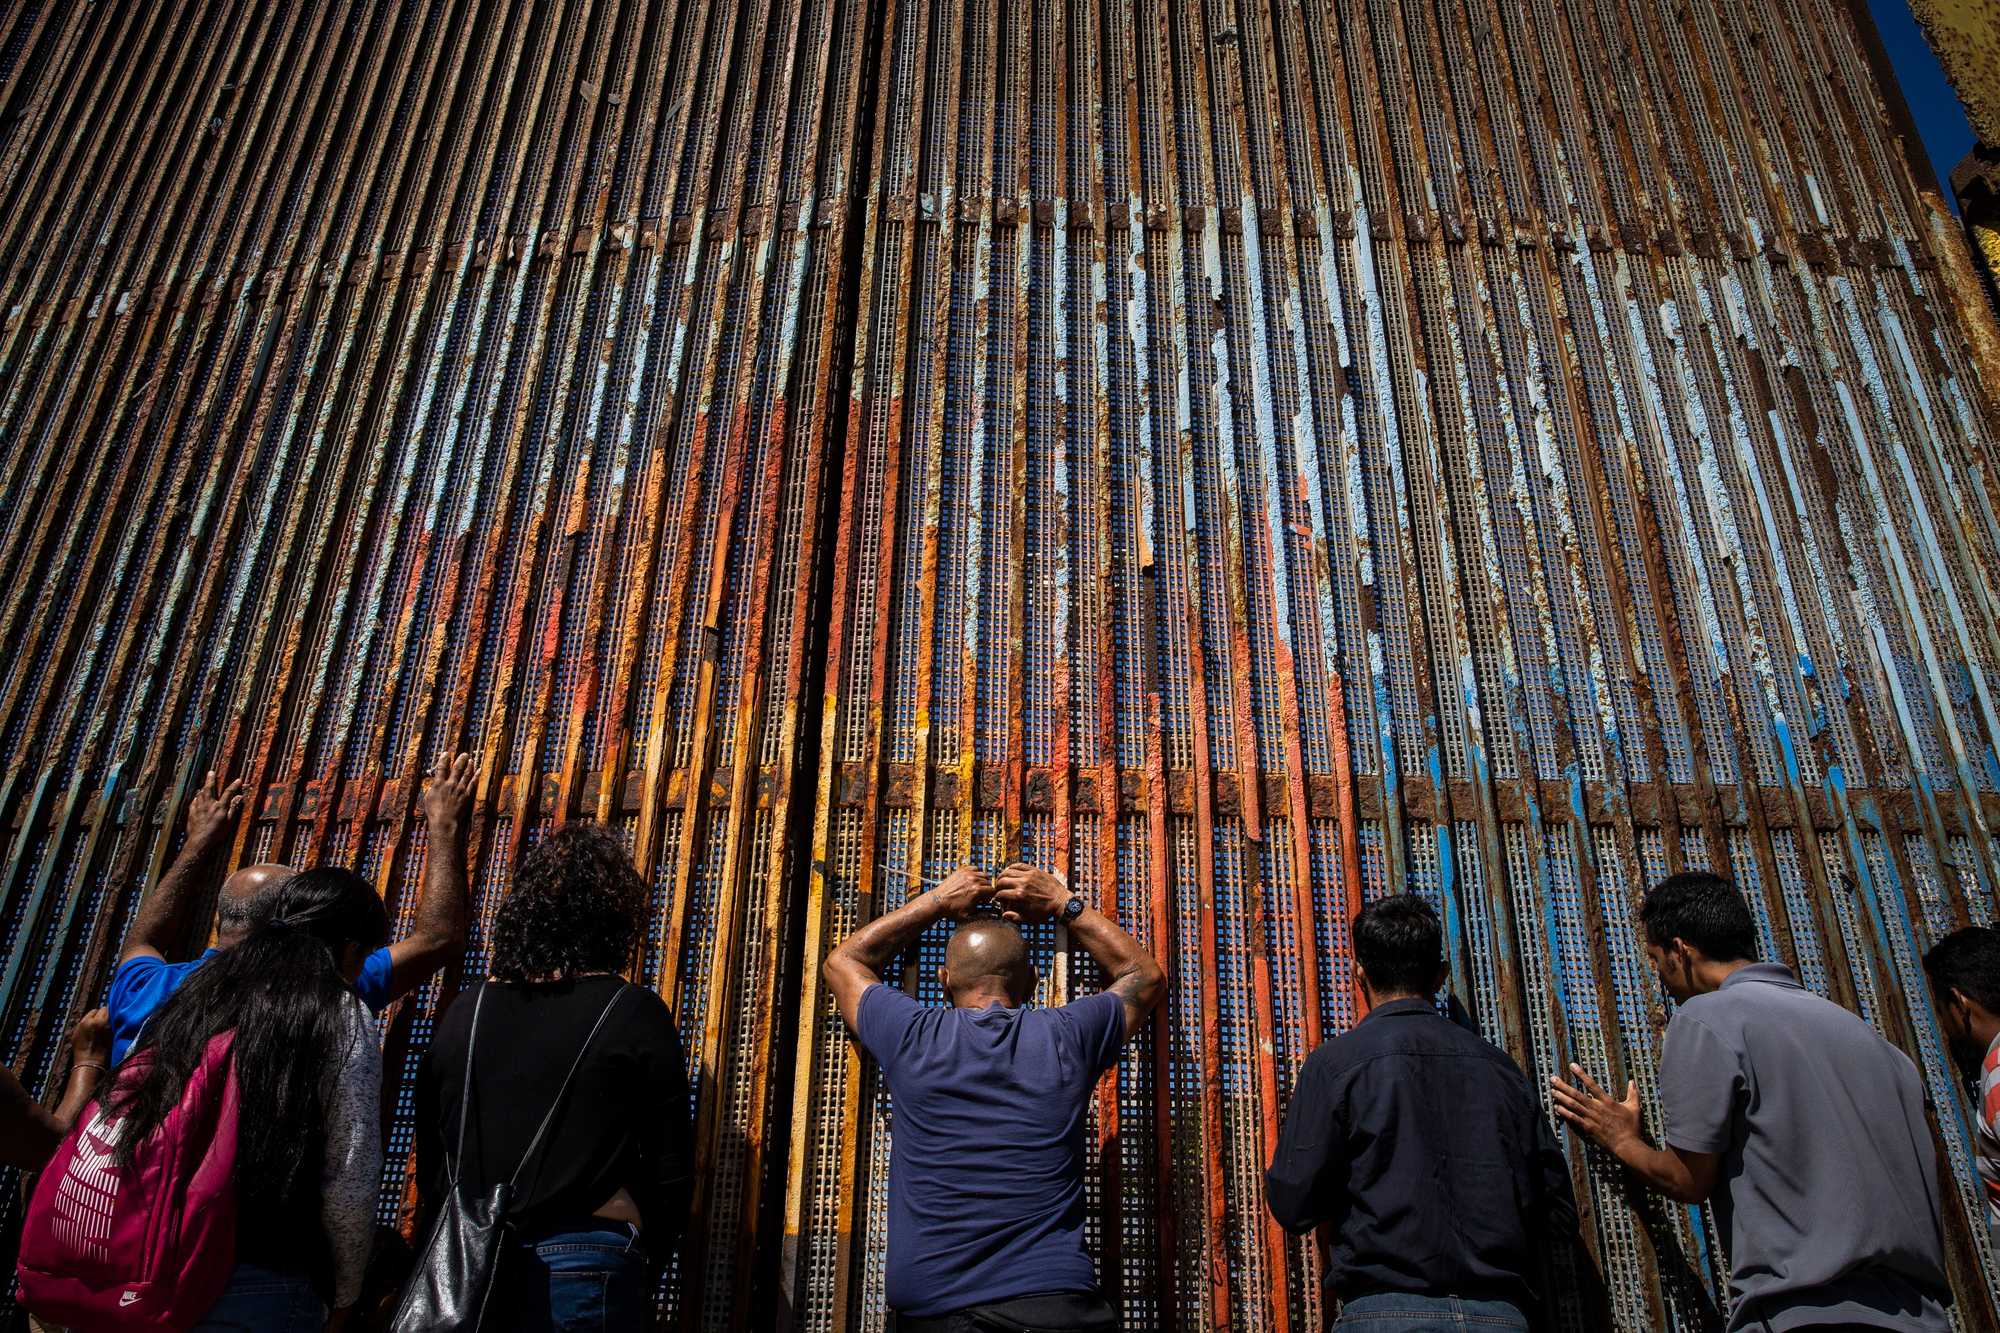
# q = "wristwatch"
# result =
<box><xmin>1060</xmin><ymin>893</ymin><xmax>1087</xmax><ymax>924</ymax></box>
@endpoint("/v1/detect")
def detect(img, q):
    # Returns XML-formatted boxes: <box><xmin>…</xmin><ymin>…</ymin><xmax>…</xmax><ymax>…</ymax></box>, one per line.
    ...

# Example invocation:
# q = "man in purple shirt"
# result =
<box><xmin>108</xmin><ymin>755</ymin><xmax>477</xmax><ymax>1064</ymax></box>
<box><xmin>823</xmin><ymin>863</ymin><xmax>1165</xmax><ymax>1332</ymax></box>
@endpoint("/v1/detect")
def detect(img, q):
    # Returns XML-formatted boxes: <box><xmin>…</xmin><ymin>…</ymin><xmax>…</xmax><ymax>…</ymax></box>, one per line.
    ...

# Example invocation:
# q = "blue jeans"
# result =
<box><xmin>491</xmin><ymin>1222</ymin><xmax>651</xmax><ymax>1332</ymax></box>
<box><xmin>191</xmin><ymin>1263</ymin><xmax>326</xmax><ymax>1332</ymax></box>
<box><xmin>1334</xmin><ymin>1293</ymin><xmax>1531</xmax><ymax>1332</ymax></box>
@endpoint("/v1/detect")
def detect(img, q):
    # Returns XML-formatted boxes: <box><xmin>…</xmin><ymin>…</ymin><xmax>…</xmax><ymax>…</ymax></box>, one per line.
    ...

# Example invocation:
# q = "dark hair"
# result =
<box><xmin>1639</xmin><ymin>872</ymin><xmax>1758</xmax><ymax>963</ymax></box>
<box><xmin>1923</xmin><ymin>926</ymin><xmax>2000</xmax><ymax>1014</ymax></box>
<box><xmin>1353</xmin><ymin>894</ymin><xmax>1444</xmax><ymax>996</ymax></box>
<box><xmin>108</xmin><ymin>867</ymin><xmax>389</xmax><ymax>1222</ymax></box>
<box><xmin>489</xmin><ymin>824</ymin><xmax>644</xmax><ymax>982</ymax></box>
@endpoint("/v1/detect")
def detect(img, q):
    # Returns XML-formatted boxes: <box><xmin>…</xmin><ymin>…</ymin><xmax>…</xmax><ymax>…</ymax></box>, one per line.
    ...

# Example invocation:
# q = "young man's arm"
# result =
<box><xmin>375</xmin><ymin>754</ymin><xmax>476</xmax><ymax>1004</ymax></box>
<box><xmin>1548</xmin><ymin>1064</ymin><xmax>1720</xmax><ymax>1204</ymax></box>
<box><xmin>1264</xmin><ymin>1053</ymin><xmax>1341</xmax><ymax>1232</ymax></box>
<box><xmin>118</xmin><ymin>772</ymin><xmax>245</xmax><ymax>967</ymax></box>
<box><xmin>993</xmin><ymin>864</ymin><xmax>1166</xmax><ymax>1040</ymax></box>
<box><xmin>822</xmin><ymin>867</ymin><xmax>995</xmax><ymax>1032</ymax></box>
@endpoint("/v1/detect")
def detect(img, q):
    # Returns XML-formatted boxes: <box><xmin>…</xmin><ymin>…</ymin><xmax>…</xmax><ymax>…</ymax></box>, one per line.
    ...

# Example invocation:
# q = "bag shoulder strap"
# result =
<box><xmin>448</xmin><ymin>982</ymin><xmax>492</xmax><ymax>1186</ymax></box>
<box><xmin>507</xmin><ymin>982</ymin><xmax>632</xmax><ymax>1191</ymax></box>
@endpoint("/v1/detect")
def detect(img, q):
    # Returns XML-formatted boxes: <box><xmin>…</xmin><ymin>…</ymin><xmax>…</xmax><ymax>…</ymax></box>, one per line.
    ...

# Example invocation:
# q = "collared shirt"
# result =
<box><xmin>108</xmin><ymin>946</ymin><xmax>395</xmax><ymax>1064</ymax></box>
<box><xmin>1264</xmin><ymin>997</ymin><xmax>1576</xmax><ymax>1313</ymax></box>
<box><xmin>1661</xmin><ymin>962</ymin><xmax>1949</xmax><ymax>1331</ymax></box>
<box><xmin>1976</xmin><ymin>1031</ymin><xmax>2000</xmax><ymax>1225</ymax></box>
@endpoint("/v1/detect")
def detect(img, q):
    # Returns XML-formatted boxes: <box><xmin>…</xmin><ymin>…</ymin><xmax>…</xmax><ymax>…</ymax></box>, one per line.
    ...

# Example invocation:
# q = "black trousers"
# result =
<box><xmin>891</xmin><ymin>1290</ymin><xmax>1120</xmax><ymax>1333</ymax></box>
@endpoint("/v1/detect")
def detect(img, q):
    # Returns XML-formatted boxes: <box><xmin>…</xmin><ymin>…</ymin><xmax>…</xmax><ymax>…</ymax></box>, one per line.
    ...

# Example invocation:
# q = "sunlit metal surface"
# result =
<box><xmin>2</xmin><ymin>1</ymin><xmax>1998</xmax><ymax>1328</ymax></box>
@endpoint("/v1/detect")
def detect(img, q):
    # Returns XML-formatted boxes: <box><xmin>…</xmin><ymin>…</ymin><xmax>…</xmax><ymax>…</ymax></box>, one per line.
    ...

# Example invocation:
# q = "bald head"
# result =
<box><xmin>216</xmin><ymin>862</ymin><xmax>293</xmax><ymax>944</ymax></box>
<box><xmin>940</xmin><ymin>918</ymin><xmax>1034</xmax><ymax>1008</ymax></box>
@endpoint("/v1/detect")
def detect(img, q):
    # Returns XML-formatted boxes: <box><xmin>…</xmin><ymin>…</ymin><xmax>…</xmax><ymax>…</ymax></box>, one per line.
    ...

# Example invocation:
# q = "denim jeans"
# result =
<box><xmin>490</xmin><ymin>1222</ymin><xmax>652</xmax><ymax>1332</ymax></box>
<box><xmin>1333</xmin><ymin>1293</ymin><xmax>1530</xmax><ymax>1332</ymax></box>
<box><xmin>190</xmin><ymin>1263</ymin><xmax>326</xmax><ymax>1332</ymax></box>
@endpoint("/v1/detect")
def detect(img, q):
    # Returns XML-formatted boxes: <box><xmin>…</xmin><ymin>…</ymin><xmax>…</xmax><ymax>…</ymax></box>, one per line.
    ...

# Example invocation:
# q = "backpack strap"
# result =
<box><xmin>507</xmin><ymin>984</ymin><xmax>631</xmax><ymax>1193</ymax></box>
<box><xmin>447</xmin><ymin>982</ymin><xmax>492</xmax><ymax>1189</ymax></box>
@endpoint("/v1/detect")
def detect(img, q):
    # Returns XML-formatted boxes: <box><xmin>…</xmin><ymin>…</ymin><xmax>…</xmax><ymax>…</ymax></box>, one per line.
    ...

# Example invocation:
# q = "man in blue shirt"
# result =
<box><xmin>108</xmin><ymin>755</ymin><xmax>477</xmax><ymax>1063</ymax></box>
<box><xmin>823</xmin><ymin>862</ymin><xmax>1165</xmax><ymax>1332</ymax></box>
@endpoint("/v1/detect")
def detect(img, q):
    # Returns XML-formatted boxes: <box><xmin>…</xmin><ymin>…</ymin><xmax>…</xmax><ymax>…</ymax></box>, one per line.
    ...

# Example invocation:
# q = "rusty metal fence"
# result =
<box><xmin>3</xmin><ymin>0</ymin><xmax>2000</xmax><ymax>1328</ymax></box>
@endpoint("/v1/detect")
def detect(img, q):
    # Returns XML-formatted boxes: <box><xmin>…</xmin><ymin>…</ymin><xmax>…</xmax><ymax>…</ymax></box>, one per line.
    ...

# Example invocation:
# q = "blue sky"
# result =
<box><xmin>1865</xmin><ymin>0</ymin><xmax>1977</xmax><ymax>212</ymax></box>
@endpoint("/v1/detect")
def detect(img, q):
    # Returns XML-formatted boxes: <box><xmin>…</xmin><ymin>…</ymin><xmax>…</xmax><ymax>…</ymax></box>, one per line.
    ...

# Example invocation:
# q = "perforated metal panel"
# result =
<box><xmin>785</xmin><ymin>0</ymin><xmax>2000</xmax><ymax>1326</ymax></box>
<box><xmin>3</xmin><ymin>0</ymin><xmax>2000</xmax><ymax>1328</ymax></box>
<box><xmin>0</xmin><ymin>0</ymin><xmax>867</xmax><ymax>1325</ymax></box>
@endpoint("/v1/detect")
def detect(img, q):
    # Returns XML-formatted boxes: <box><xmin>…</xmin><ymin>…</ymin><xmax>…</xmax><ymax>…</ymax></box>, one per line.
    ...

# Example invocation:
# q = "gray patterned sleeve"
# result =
<box><xmin>321</xmin><ymin>997</ymin><xmax>383</xmax><ymax>1309</ymax></box>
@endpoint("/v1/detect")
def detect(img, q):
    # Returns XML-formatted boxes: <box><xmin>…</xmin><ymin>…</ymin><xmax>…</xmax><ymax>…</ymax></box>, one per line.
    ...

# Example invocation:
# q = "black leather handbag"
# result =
<box><xmin>389</xmin><ymin>980</ymin><xmax>631</xmax><ymax>1333</ymax></box>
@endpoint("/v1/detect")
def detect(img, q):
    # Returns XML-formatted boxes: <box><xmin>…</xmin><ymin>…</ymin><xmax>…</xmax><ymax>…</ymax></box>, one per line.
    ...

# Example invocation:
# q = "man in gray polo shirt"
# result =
<box><xmin>1550</xmin><ymin>871</ymin><xmax>1950</xmax><ymax>1331</ymax></box>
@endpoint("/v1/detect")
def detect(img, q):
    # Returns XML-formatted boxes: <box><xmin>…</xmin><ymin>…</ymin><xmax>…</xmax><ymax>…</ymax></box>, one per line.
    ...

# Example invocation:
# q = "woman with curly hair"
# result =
<box><xmin>414</xmin><ymin>824</ymin><xmax>692</xmax><ymax>1331</ymax></box>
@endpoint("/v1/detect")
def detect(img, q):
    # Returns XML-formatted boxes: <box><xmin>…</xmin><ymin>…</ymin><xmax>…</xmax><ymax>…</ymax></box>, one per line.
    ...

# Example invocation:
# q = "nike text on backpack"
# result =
<box><xmin>16</xmin><ymin>1031</ymin><xmax>240</xmax><ymax>1328</ymax></box>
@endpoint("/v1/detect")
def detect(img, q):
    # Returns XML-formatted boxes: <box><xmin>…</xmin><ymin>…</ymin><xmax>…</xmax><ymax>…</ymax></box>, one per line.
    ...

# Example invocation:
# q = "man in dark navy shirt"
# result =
<box><xmin>824</xmin><ymin>862</ymin><xmax>1165</xmax><ymax>1332</ymax></box>
<box><xmin>1266</xmin><ymin>894</ymin><xmax>1577</xmax><ymax>1331</ymax></box>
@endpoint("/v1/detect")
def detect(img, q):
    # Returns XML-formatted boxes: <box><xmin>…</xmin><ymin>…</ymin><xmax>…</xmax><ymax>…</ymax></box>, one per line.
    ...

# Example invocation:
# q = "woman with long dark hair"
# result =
<box><xmin>109</xmin><ymin>866</ymin><xmax>389</xmax><ymax>1331</ymax></box>
<box><xmin>414</xmin><ymin>824</ymin><xmax>692</xmax><ymax>1332</ymax></box>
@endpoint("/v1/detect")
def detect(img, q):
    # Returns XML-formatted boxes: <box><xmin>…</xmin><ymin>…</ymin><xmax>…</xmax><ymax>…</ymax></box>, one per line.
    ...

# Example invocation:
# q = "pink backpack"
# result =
<box><xmin>16</xmin><ymin>1031</ymin><xmax>240</xmax><ymax>1329</ymax></box>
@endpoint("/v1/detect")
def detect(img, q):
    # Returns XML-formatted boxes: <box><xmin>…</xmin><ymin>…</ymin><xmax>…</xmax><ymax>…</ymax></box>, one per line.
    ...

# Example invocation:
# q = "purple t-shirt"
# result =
<box><xmin>108</xmin><ymin>946</ymin><xmax>395</xmax><ymax>1065</ymax></box>
<box><xmin>854</xmin><ymin>984</ymin><xmax>1126</xmax><ymax>1316</ymax></box>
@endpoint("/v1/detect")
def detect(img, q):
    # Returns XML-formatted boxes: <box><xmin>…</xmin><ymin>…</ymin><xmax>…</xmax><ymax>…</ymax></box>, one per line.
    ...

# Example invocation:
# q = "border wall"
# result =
<box><xmin>2</xmin><ymin>1</ymin><xmax>1999</xmax><ymax>1327</ymax></box>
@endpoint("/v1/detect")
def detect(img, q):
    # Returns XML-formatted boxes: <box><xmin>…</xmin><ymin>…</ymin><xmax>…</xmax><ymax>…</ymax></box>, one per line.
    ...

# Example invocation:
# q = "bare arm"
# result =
<box><xmin>822</xmin><ymin>868</ymin><xmax>994</xmax><ymax>1032</ymax></box>
<box><xmin>379</xmin><ymin>754</ymin><xmax>476</xmax><ymax>1003</ymax></box>
<box><xmin>119</xmin><ymin>773</ymin><xmax>244</xmax><ymax>966</ymax></box>
<box><xmin>321</xmin><ymin>1003</ymin><xmax>383</xmax><ymax>1317</ymax></box>
<box><xmin>994</xmin><ymin>864</ymin><xmax>1165</xmax><ymax>1040</ymax></box>
<box><xmin>0</xmin><ymin>1068</ymin><xmax>61</xmax><ymax>1171</ymax></box>
<box><xmin>49</xmin><ymin>1008</ymin><xmax>110</xmax><ymax>1133</ymax></box>
<box><xmin>1549</xmin><ymin>1064</ymin><xmax>1720</xmax><ymax>1205</ymax></box>
<box><xmin>0</xmin><ymin>1009</ymin><xmax>110</xmax><ymax>1169</ymax></box>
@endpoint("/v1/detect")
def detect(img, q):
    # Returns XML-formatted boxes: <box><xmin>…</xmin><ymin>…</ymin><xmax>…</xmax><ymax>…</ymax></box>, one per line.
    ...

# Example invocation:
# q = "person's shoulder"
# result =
<box><xmin>1341</xmin><ymin>1008</ymin><xmax>1513</xmax><ymax>1070</ymax></box>
<box><xmin>331</xmin><ymin>993</ymin><xmax>379</xmax><ymax>1064</ymax></box>
<box><xmin>856</xmin><ymin>981</ymin><xmax>928</xmax><ymax>1035</ymax></box>
<box><xmin>112</xmin><ymin>951</ymin><xmax>199</xmax><ymax>987</ymax></box>
<box><xmin>1305</xmin><ymin>1021</ymin><xmax>1389</xmax><ymax>1077</ymax></box>
<box><xmin>607</xmin><ymin>975</ymin><xmax>668</xmax><ymax>1010</ymax></box>
<box><xmin>429</xmin><ymin>981</ymin><xmax>486</xmax><ymax>1040</ymax></box>
<box><xmin>112</xmin><ymin>951</ymin><xmax>168</xmax><ymax>980</ymax></box>
<box><xmin>1661</xmin><ymin>997</ymin><xmax>1738</xmax><ymax>1060</ymax></box>
<box><xmin>1668</xmin><ymin>987</ymin><xmax>1745</xmax><ymax>1035</ymax></box>
<box><xmin>1712</xmin><ymin>975</ymin><xmax>1872</xmax><ymax>1044</ymax></box>
<box><xmin>611</xmin><ymin>980</ymin><xmax>682</xmax><ymax>1032</ymax></box>
<box><xmin>1052</xmin><ymin>990</ymin><xmax>1123</xmax><ymax>1024</ymax></box>
<box><xmin>1450</xmin><ymin>1024</ymin><xmax>1533</xmax><ymax>1077</ymax></box>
